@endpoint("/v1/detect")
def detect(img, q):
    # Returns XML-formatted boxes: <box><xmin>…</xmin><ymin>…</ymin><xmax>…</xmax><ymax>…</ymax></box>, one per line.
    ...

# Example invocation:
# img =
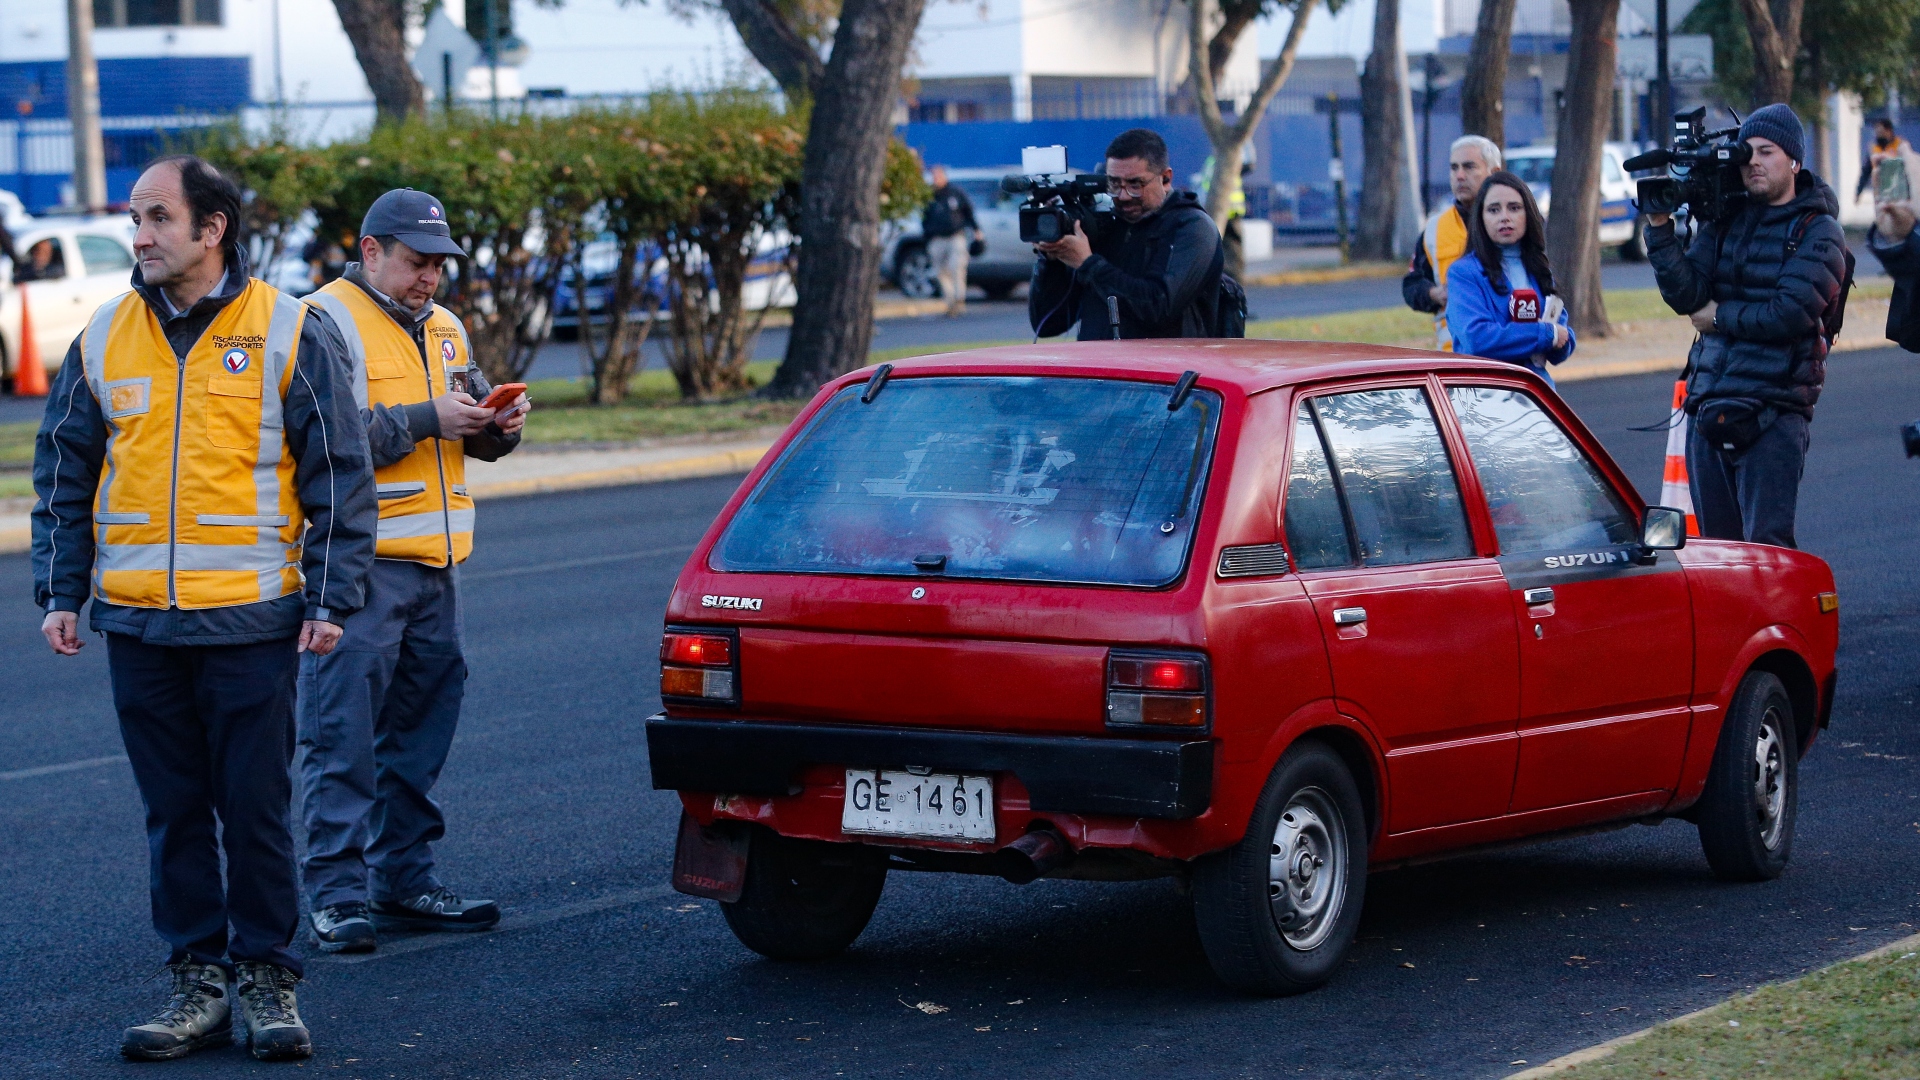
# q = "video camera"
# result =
<box><xmin>1623</xmin><ymin>108</ymin><xmax>1752</xmax><ymax>224</ymax></box>
<box><xmin>1002</xmin><ymin>145</ymin><xmax>1114</xmax><ymax>245</ymax></box>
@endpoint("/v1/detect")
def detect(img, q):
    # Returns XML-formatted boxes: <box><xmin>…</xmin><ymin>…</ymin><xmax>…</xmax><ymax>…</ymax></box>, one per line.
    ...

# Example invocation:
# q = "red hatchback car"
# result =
<box><xmin>647</xmin><ymin>342</ymin><xmax>1839</xmax><ymax>995</ymax></box>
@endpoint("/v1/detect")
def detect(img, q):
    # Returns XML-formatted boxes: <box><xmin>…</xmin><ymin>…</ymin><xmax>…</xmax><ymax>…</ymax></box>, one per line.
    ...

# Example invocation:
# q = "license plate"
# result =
<box><xmin>842</xmin><ymin>769</ymin><xmax>995</xmax><ymax>842</ymax></box>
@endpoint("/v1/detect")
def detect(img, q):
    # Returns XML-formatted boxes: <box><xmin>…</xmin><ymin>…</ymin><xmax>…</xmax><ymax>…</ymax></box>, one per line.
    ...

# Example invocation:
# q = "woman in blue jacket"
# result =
<box><xmin>1445</xmin><ymin>169</ymin><xmax>1574</xmax><ymax>382</ymax></box>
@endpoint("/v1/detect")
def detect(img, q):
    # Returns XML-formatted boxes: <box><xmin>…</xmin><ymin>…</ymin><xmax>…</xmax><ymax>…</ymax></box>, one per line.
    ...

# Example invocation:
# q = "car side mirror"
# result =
<box><xmin>1640</xmin><ymin>506</ymin><xmax>1687</xmax><ymax>551</ymax></box>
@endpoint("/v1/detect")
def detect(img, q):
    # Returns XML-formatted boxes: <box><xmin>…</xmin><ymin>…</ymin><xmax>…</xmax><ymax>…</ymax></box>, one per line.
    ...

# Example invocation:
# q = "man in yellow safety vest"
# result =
<box><xmin>1402</xmin><ymin>134</ymin><xmax>1502</xmax><ymax>351</ymax></box>
<box><xmin>295</xmin><ymin>188</ymin><xmax>528</xmax><ymax>955</ymax></box>
<box><xmin>32</xmin><ymin>155</ymin><xmax>376</xmax><ymax>1062</ymax></box>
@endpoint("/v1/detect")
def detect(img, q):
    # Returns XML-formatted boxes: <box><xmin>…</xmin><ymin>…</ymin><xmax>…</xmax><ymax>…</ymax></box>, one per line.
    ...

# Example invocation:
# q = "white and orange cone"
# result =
<box><xmin>1658</xmin><ymin>379</ymin><xmax>1699</xmax><ymax>537</ymax></box>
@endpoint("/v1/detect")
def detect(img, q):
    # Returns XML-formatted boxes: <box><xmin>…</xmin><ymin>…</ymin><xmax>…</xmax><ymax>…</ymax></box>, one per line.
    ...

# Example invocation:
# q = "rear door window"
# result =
<box><xmin>1282</xmin><ymin>402</ymin><xmax>1353</xmax><ymax>569</ymax></box>
<box><xmin>712</xmin><ymin>376</ymin><xmax>1221</xmax><ymax>587</ymax></box>
<box><xmin>1447</xmin><ymin>385</ymin><xmax>1638</xmax><ymax>553</ymax></box>
<box><xmin>1301</xmin><ymin>387</ymin><xmax>1474</xmax><ymax>567</ymax></box>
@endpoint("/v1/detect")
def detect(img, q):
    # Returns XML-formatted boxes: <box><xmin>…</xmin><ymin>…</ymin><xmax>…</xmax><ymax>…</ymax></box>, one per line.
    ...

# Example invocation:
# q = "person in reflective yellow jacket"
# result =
<box><xmin>294</xmin><ymin>189</ymin><xmax>528</xmax><ymax>954</ymax></box>
<box><xmin>31</xmin><ymin>155</ymin><xmax>376</xmax><ymax>1062</ymax></box>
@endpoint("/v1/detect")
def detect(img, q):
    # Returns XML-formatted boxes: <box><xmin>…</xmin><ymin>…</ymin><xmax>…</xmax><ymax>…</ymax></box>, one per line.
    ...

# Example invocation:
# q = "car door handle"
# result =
<box><xmin>1332</xmin><ymin>607</ymin><xmax>1367</xmax><ymax>626</ymax></box>
<box><xmin>1523</xmin><ymin>588</ymin><xmax>1555</xmax><ymax>605</ymax></box>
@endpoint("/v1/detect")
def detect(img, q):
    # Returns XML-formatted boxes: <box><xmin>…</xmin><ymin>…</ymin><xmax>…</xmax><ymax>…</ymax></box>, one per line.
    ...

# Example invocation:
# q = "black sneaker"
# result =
<box><xmin>370</xmin><ymin>886</ymin><xmax>501</xmax><ymax>932</ymax></box>
<box><xmin>310</xmin><ymin>901</ymin><xmax>377</xmax><ymax>954</ymax></box>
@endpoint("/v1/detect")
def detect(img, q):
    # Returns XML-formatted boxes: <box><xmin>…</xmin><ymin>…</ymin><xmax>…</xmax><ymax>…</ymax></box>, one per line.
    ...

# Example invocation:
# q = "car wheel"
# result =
<box><xmin>720</xmin><ymin>832</ymin><xmax>887</xmax><ymax>961</ymax></box>
<box><xmin>1192</xmin><ymin>741</ymin><xmax>1368</xmax><ymax>995</ymax></box>
<box><xmin>1695</xmin><ymin>671</ymin><xmax>1798</xmax><ymax>882</ymax></box>
<box><xmin>894</xmin><ymin>244</ymin><xmax>938</xmax><ymax>299</ymax></box>
<box><xmin>1619</xmin><ymin>220</ymin><xmax>1648</xmax><ymax>262</ymax></box>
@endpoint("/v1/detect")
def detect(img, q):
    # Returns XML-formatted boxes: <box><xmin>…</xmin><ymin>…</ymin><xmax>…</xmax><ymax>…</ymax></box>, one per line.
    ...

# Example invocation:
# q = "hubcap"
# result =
<box><xmin>899</xmin><ymin>252</ymin><xmax>937</xmax><ymax>299</ymax></box>
<box><xmin>1268</xmin><ymin>786</ymin><xmax>1348</xmax><ymax>950</ymax></box>
<box><xmin>1753</xmin><ymin>708</ymin><xmax>1788</xmax><ymax>850</ymax></box>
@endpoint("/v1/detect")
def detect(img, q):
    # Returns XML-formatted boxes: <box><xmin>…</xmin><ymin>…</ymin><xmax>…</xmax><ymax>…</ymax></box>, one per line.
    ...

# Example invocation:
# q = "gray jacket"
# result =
<box><xmin>30</xmin><ymin>255</ymin><xmax>378</xmax><ymax>645</ymax></box>
<box><xmin>1646</xmin><ymin>170</ymin><xmax>1848</xmax><ymax>417</ymax></box>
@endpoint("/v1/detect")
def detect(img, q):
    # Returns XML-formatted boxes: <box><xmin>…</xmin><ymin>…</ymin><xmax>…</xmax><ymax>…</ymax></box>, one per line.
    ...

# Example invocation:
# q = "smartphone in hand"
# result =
<box><xmin>479</xmin><ymin>382</ymin><xmax>527</xmax><ymax>412</ymax></box>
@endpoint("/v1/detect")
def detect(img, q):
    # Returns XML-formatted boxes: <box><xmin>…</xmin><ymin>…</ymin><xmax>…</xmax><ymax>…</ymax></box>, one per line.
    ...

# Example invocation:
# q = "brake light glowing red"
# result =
<box><xmin>1109</xmin><ymin>657</ymin><xmax>1204</xmax><ymax>692</ymax></box>
<box><xmin>662</xmin><ymin>633</ymin><xmax>732</xmax><ymax>667</ymax></box>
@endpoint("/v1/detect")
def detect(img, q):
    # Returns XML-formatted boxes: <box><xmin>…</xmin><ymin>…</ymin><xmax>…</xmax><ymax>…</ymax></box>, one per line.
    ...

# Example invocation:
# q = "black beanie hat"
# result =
<box><xmin>1739</xmin><ymin>103</ymin><xmax>1806</xmax><ymax>165</ymax></box>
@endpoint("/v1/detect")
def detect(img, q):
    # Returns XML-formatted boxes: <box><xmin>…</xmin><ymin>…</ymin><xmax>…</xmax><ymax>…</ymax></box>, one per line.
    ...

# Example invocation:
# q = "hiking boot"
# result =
<box><xmin>310</xmin><ymin>901</ymin><xmax>377</xmax><ymax>954</ymax></box>
<box><xmin>233</xmin><ymin>962</ymin><xmax>311</xmax><ymax>1061</ymax></box>
<box><xmin>370</xmin><ymin>886</ymin><xmax>501</xmax><ymax>932</ymax></box>
<box><xmin>121</xmin><ymin>961</ymin><xmax>233</xmax><ymax>1061</ymax></box>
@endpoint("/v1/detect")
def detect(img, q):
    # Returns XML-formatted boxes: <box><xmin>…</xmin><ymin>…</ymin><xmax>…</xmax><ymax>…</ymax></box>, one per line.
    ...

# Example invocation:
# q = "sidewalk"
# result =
<box><xmin>0</xmin><ymin>297</ymin><xmax>1896</xmax><ymax>557</ymax></box>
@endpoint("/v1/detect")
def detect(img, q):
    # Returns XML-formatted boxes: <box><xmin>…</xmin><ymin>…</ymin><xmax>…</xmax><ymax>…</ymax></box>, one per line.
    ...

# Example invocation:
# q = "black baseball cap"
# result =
<box><xmin>359</xmin><ymin>188</ymin><xmax>467</xmax><ymax>257</ymax></box>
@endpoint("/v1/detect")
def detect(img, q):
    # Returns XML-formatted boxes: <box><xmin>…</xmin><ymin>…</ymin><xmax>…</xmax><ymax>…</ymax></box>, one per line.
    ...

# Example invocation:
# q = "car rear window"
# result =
<box><xmin>711</xmin><ymin>376</ymin><xmax>1222</xmax><ymax>587</ymax></box>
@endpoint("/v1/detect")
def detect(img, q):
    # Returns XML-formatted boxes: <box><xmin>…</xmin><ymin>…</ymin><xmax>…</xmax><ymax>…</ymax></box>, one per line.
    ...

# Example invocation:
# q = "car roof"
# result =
<box><xmin>869</xmin><ymin>340</ymin><xmax>1545</xmax><ymax>396</ymax></box>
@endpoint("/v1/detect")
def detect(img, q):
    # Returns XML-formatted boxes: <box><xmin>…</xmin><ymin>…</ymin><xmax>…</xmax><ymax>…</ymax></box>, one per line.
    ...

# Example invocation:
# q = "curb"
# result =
<box><xmin>1244</xmin><ymin>262</ymin><xmax>1405</xmax><ymax>287</ymax></box>
<box><xmin>0</xmin><ymin>444</ymin><xmax>774</xmax><ymax>556</ymax></box>
<box><xmin>463</xmin><ymin>444</ymin><xmax>772</xmax><ymax>501</ymax></box>
<box><xmin>1506</xmin><ymin>931</ymin><xmax>1920</xmax><ymax>1077</ymax></box>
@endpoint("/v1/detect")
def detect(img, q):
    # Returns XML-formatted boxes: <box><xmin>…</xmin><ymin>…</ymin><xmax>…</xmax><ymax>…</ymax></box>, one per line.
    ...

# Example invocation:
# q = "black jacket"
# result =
<box><xmin>1401</xmin><ymin>201</ymin><xmax>1469</xmax><ymax>314</ymax></box>
<box><xmin>1867</xmin><ymin>226</ymin><xmax>1920</xmax><ymax>352</ymax></box>
<box><xmin>922</xmin><ymin>185</ymin><xmax>978</xmax><ymax>239</ymax></box>
<box><xmin>1646</xmin><ymin>170</ymin><xmax>1848</xmax><ymax>417</ymax></box>
<box><xmin>31</xmin><ymin>254</ymin><xmax>378</xmax><ymax>645</ymax></box>
<box><xmin>1029</xmin><ymin>191</ymin><xmax>1222</xmax><ymax>340</ymax></box>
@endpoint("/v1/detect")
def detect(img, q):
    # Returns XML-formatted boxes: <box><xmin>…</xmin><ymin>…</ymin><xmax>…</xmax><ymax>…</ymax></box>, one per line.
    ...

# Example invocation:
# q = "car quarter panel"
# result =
<box><xmin>1668</xmin><ymin>540</ymin><xmax>1839</xmax><ymax>809</ymax></box>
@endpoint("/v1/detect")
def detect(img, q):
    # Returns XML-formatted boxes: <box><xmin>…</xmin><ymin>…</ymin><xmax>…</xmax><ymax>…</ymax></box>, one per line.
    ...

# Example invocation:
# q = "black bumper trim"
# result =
<box><xmin>645</xmin><ymin>715</ymin><xmax>1214</xmax><ymax>820</ymax></box>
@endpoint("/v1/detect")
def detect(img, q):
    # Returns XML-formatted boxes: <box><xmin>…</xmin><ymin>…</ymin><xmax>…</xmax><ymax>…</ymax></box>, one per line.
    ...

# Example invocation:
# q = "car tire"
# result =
<box><xmin>894</xmin><ymin>243</ymin><xmax>938</xmax><ymax>300</ymax></box>
<box><xmin>720</xmin><ymin>832</ymin><xmax>888</xmax><ymax>961</ymax></box>
<box><xmin>1192</xmin><ymin>741</ymin><xmax>1368</xmax><ymax>996</ymax></box>
<box><xmin>1695</xmin><ymin>670</ymin><xmax>1798</xmax><ymax>882</ymax></box>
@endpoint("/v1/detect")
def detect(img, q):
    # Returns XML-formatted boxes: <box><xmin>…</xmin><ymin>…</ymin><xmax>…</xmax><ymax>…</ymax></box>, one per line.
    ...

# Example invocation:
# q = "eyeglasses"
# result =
<box><xmin>1106</xmin><ymin>175</ymin><xmax>1161</xmax><ymax>196</ymax></box>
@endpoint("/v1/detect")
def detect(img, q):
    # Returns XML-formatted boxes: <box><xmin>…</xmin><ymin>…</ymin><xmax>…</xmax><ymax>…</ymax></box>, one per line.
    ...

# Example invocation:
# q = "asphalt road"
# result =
<box><xmin>2</xmin><ymin>347</ymin><xmax>1917</xmax><ymax>1078</ymax></box>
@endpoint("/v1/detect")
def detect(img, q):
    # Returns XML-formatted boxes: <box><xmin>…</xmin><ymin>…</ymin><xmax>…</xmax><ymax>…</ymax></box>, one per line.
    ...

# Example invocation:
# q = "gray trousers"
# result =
<box><xmin>297</xmin><ymin>559</ymin><xmax>466</xmax><ymax>910</ymax></box>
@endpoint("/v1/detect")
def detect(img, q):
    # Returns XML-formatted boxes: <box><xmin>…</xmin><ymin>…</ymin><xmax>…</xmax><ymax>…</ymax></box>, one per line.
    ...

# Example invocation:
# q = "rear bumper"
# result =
<box><xmin>645</xmin><ymin>714</ymin><xmax>1214</xmax><ymax>820</ymax></box>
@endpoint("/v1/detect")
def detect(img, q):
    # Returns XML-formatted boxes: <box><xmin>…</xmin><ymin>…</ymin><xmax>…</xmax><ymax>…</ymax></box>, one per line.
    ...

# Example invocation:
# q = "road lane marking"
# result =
<box><xmin>315</xmin><ymin>885</ymin><xmax>686</xmax><ymax>965</ymax></box>
<box><xmin>463</xmin><ymin>544</ymin><xmax>696</xmax><ymax>582</ymax></box>
<box><xmin>0</xmin><ymin>754</ymin><xmax>130</xmax><ymax>781</ymax></box>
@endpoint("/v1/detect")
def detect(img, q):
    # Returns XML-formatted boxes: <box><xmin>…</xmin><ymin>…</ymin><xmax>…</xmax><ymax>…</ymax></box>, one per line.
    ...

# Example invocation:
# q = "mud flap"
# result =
<box><xmin>671</xmin><ymin>810</ymin><xmax>750</xmax><ymax>902</ymax></box>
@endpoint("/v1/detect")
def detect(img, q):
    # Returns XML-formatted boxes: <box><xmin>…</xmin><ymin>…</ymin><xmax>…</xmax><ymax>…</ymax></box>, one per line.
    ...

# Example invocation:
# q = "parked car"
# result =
<box><xmin>1</xmin><ymin>220</ymin><xmax>138</xmax><ymax>384</ymax></box>
<box><xmin>1505</xmin><ymin>142</ymin><xmax>1647</xmax><ymax>259</ymax></box>
<box><xmin>552</xmin><ymin>233</ymin><xmax>795</xmax><ymax>339</ymax></box>
<box><xmin>646</xmin><ymin>341</ymin><xmax>1838</xmax><ymax>995</ymax></box>
<box><xmin>882</xmin><ymin>167</ymin><xmax>1034</xmax><ymax>301</ymax></box>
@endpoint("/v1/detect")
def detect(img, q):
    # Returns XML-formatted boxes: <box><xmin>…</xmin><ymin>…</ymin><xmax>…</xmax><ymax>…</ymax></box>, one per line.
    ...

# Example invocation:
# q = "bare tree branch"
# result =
<box><xmin>717</xmin><ymin>0</ymin><xmax>826</xmax><ymax>98</ymax></box>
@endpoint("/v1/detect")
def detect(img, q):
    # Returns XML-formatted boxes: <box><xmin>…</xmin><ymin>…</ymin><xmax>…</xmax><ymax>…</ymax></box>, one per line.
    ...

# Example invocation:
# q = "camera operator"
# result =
<box><xmin>1644</xmin><ymin>104</ymin><xmax>1848</xmax><ymax>549</ymax></box>
<box><xmin>1029</xmin><ymin>129</ymin><xmax>1222</xmax><ymax>339</ymax></box>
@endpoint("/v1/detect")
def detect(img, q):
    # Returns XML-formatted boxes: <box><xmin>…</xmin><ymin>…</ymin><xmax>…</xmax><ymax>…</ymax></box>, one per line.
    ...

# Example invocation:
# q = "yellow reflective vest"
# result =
<box><xmin>1424</xmin><ymin>204</ymin><xmax>1470</xmax><ymax>352</ymax></box>
<box><xmin>81</xmin><ymin>281</ymin><xmax>309</xmax><ymax>610</ymax></box>
<box><xmin>304</xmin><ymin>280</ymin><xmax>474</xmax><ymax>567</ymax></box>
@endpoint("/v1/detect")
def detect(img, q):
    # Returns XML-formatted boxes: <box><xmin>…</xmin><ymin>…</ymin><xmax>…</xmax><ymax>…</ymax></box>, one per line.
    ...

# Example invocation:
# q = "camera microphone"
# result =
<box><xmin>1001</xmin><ymin>175</ymin><xmax>1035</xmax><ymax>194</ymax></box>
<box><xmin>1622</xmin><ymin>148</ymin><xmax>1672</xmax><ymax>172</ymax></box>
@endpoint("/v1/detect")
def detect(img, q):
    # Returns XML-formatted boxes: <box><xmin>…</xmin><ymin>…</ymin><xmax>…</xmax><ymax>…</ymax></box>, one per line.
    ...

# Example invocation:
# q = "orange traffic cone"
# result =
<box><xmin>12</xmin><ymin>282</ymin><xmax>48</xmax><ymax>397</ymax></box>
<box><xmin>1658</xmin><ymin>378</ymin><xmax>1699</xmax><ymax>537</ymax></box>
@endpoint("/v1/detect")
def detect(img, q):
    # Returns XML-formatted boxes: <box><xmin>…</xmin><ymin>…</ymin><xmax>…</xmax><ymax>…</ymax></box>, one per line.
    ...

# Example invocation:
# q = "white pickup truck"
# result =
<box><xmin>1504</xmin><ymin>142</ymin><xmax>1648</xmax><ymax>260</ymax></box>
<box><xmin>3</xmin><ymin>217</ymin><xmax>139</xmax><ymax>387</ymax></box>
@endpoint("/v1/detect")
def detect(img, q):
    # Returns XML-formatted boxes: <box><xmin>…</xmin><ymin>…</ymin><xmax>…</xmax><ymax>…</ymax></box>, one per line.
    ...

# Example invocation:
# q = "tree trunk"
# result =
<box><xmin>1354</xmin><ymin>0</ymin><xmax>1403</xmax><ymax>262</ymax></box>
<box><xmin>1459</xmin><ymin>0</ymin><xmax>1518</xmax><ymax>146</ymax></box>
<box><xmin>585</xmin><ymin>239</ymin><xmax>660</xmax><ymax>405</ymax></box>
<box><xmin>1193</xmin><ymin>0</ymin><xmax>1316</xmax><ymax>279</ymax></box>
<box><xmin>1735</xmin><ymin>0</ymin><xmax>1802</xmax><ymax>106</ymax></box>
<box><xmin>330</xmin><ymin>0</ymin><xmax>426</xmax><ymax>124</ymax></box>
<box><xmin>764</xmin><ymin>0</ymin><xmax>928</xmax><ymax>398</ymax></box>
<box><xmin>1547</xmin><ymin>0</ymin><xmax>1618</xmax><ymax>339</ymax></box>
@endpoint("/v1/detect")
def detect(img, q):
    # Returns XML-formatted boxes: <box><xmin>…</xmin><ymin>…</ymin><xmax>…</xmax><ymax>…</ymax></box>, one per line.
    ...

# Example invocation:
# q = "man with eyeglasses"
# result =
<box><xmin>1029</xmin><ymin>128</ymin><xmax>1223</xmax><ymax>339</ymax></box>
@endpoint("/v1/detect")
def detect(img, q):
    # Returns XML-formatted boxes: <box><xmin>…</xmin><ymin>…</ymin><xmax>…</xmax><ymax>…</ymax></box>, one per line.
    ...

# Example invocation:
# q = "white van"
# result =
<box><xmin>1503</xmin><ymin>142</ymin><xmax>1646</xmax><ymax>260</ymax></box>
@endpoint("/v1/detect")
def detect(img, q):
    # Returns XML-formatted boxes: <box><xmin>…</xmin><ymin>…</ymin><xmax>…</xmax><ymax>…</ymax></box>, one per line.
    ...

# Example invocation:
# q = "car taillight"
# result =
<box><xmin>1107</xmin><ymin>651</ymin><xmax>1209</xmax><ymax>729</ymax></box>
<box><xmin>662</xmin><ymin>633</ymin><xmax>732</xmax><ymax>667</ymax></box>
<box><xmin>660</xmin><ymin>628</ymin><xmax>739</xmax><ymax>705</ymax></box>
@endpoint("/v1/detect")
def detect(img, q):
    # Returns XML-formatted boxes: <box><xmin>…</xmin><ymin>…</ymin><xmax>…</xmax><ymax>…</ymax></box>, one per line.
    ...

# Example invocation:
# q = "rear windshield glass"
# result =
<box><xmin>711</xmin><ymin>376</ymin><xmax>1222</xmax><ymax>587</ymax></box>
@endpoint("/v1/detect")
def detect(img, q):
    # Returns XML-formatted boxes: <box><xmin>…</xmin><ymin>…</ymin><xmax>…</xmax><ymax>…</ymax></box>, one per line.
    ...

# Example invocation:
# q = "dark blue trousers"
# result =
<box><xmin>106</xmin><ymin>634</ymin><xmax>304</xmax><ymax>976</ymax></box>
<box><xmin>1687</xmin><ymin>410</ymin><xmax>1810</xmax><ymax>549</ymax></box>
<box><xmin>298</xmin><ymin>560</ymin><xmax>466</xmax><ymax>910</ymax></box>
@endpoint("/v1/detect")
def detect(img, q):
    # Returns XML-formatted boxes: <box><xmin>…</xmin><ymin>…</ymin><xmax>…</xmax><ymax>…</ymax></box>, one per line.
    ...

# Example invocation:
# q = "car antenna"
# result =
<box><xmin>860</xmin><ymin>363</ymin><xmax>894</xmax><ymax>403</ymax></box>
<box><xmin>1107</xmin><ymin>296</ymin><xmax>1121</xmax><ymax>340</ymax></box>
<box><xmin>1167</xmin><ymin>370</ymin><xmax>1197</xmax><ymax>411</ymax></box>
